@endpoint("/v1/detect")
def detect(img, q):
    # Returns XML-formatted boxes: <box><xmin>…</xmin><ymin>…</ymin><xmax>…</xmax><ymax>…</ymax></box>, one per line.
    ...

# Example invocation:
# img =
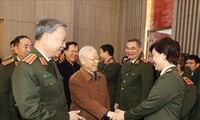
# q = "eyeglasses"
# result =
<box><xmin>84</xmin><ymin>57</ymin><xmax>100</xmax><ymax>62</ymax></box>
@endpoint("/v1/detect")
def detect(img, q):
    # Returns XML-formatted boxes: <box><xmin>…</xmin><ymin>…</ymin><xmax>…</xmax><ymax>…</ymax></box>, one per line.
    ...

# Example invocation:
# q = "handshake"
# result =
<box><xmin>107</xmin><ymin>109</ymin><xmax>125</xmax><ymax>120</ymax></box>
<box><xmin>107</xmin><ymin>103</ymin><xmax>125</xmax><ymax>120</ymax></box>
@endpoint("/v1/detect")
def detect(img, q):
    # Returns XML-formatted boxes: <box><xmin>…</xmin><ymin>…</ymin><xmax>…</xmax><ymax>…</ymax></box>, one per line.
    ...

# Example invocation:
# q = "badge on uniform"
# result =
<box><xmin>183</xmin><ymin>77</ymin><xmax>194</xmax><ymax>85</ymax></box>
<box><xmin>43</xmin><ymin>73</ymin><xmax>53</xmax><ymax>78</ymax></box>
<box><xmin>39</xmin><ymin>57</ymin><xmax>48</xmax><ymax>66</ymax></box>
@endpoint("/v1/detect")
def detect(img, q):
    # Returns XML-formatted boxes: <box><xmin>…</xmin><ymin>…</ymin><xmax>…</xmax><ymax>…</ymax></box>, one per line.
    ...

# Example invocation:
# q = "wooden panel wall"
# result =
<box><xmin>172</xmin><ymin>0</ymin><xmax>200</xmax><ymax>57</ymax></box>
<box><xmin>36</xmin><ymin>0</ymin><xmax>74</xmax><ymax>41</ymax></box>
<box><xmin>0</xmin><ymin>0</ymin><xmax>35</xmax><ymax>59</ymax></box>
<box><xmin>73</xmin><ymin>0</ymin><xmax>121</xmax><ymax>61</ymax></box>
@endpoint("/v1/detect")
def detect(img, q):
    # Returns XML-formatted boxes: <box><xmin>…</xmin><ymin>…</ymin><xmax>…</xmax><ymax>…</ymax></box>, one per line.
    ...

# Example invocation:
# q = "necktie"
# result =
<box><xmin>48</xmin><ymin>60</ymin><xmax>57</xmax><ymax>77</ymax></box>
<box><xmin>93</xmin><ymin>72</ymin><xmax>97</xmax><ymax>80</ymax></box>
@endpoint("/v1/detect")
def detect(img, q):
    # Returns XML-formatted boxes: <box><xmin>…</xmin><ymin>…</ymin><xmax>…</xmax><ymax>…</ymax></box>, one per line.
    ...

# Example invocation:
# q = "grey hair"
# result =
<box><xmin>35</xmin><ymin>18</ymin><xmax>67</xmax><ymax>40</ymax></box>
<box><xmin>79</xmin><ymin>46</ymin><xmax>96</xmax><ymax>63</ymax></box>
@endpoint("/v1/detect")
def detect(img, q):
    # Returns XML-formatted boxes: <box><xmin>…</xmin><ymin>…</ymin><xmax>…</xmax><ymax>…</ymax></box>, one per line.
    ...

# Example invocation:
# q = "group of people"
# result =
<box><xmin>0</xmin><ymin>18</ymin><xmax>200</xmax><ymax>120</ymax></box>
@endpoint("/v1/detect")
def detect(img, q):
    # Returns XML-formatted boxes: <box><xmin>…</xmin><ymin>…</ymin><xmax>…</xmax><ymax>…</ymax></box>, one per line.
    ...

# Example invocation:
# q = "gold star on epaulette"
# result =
<box><xmin>2</xmin><ymin>58</ymin><xmax>14</xmax><ymax>66</ymax></box>
<box><xmin>183</xmin><ymin>77</ymin><xmax>194</xmax><ymax>85</ymax></box>
<box><xmin>141</xmin><ymin>58</ymin><xmax>148</xmax><ymax>63</ymax></box>
<box><xmin>22</xmin><ymin>54</ymin><xmax>37</xmax><ymax>65</ymax></box>
<box><xmin>39</xmin><ymin>57</ymin><xmax>48</xmax><ymax>66</ymax></box>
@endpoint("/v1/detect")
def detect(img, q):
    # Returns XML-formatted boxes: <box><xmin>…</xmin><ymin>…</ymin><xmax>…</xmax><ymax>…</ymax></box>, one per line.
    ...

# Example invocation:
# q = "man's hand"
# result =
<box><xmin>114</xmin><ymin>103</ymin><xmax>119</xmax><ymax>110</ymax></box>
<box><xmin>110</xmin><ymin>109</ymin><xmax>125</xmax><ymax>120</ymax></box>
<box><xmin>107</xmin><ymin>111</ymin><xmax>116</xmax><ymax>118</ymax></box>
<box><xmin>69</xmin><ymin>110</ymin><xmax>85</xmax><ymax>120</ymax></box>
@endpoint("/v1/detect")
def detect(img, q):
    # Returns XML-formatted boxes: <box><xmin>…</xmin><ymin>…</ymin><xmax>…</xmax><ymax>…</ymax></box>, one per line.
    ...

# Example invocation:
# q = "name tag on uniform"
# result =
<box><xmin>43</xmin><ymin>73</ymin><xmax>53</xmax><ymax>78</ymax></box>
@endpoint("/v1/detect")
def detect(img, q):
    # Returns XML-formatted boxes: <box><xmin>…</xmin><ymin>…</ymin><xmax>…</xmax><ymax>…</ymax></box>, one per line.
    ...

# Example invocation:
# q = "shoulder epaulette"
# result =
<box><xmin>165</xmin><ymin>69</ymin><xmax>173</xmax><ymax>73</ymax></box>
<box><xmin>39</xmin><ymin>57</ymin><xmax>48</xmax><ymax>66</ymax></box>
<box><xmin>4</xmin><ymin>55</ymin><xmax>14</xmax><ymax>61</ymax></box>
<box><xmin>183</xmin><ymin>77</ymin><xmax>194</xmax><ymax>85</ymax></box>
<box><xmin>22</xmin><ymin>53</ymin><xmax>37</xmax><ymax>65</ymax></box>
<box><xmin>141</xmin><ymin>58</ymin><xmax>148</xmax><ymax>63</ymax></box>
<box><xmin>2</xmin><ymin>57</ymin><xmax>14</xmax><ymax>66</ymax></box>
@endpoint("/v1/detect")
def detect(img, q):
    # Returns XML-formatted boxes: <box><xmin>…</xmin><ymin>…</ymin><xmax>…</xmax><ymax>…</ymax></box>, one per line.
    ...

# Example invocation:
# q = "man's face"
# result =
<box><xmin>125</xmin><ymin>41</ymin><xmax>142</xmax><ymax>60</ymax></box>
<box><xmin>46</xmin><ymin>27</ymin><xmax>66</xmax><ymax>58</ymax></box>
<box><xmin>14</xmin><ymin>38</ymin><xmax>32</xmax><ymax>59</ymax></box>
<box><xmin>99</xmin><ymin>48</ymin><xmax>106</xmax><ymax>61</ymax></box>
<box><xmin>186</xmin><ymin>59</ymin><xmax>200</xmax><ymax>72</ymax></box>
<box><xmin>64</xmin><ymin>44</ymin><xmax>79</xmax><ymax>63</ymax></box>
<box><xmin>83</xmin><ymin>49</ymin><xmax>100</xmax><ymax>73</ymax></box>
<box><xmin>10</xmin><ymin>44</ymin><xmax>15</xmax><ymax>55</ymax></box>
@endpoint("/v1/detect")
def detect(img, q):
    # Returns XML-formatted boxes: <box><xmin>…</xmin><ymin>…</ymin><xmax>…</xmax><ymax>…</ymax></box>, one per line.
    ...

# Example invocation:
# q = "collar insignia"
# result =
<box><xmin>39</xmin><ymin>57</ymin><xmax>48</xmax><ymax>66</ymax></box>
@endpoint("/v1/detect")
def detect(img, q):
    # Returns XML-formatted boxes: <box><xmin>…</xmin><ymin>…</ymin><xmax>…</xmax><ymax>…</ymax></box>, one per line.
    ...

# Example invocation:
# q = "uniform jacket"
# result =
<box><xmin>57</xmin><ymin>59</ymin><xmax>81</xmax><ymax>109</ymax></box>
<box><xmin>12</xmin><ymin>47</ymin><xmax>69</xmax><ymax>120</ymax></box>
<box><xmin>124</xmin><ymin>67</ymin><xmax>185</xmax><ymax>120</ymax></box>
<box><xmin>0</xmin><ymin>56</ymin><xmax>20</xmax><ymax>120</ymax></box>
<box><xmin>98</xmin><ymin>58</ymin><xmax>121</xmax><ymax>111</ymax></box>
<box><xmin>116</xmin><ymin>56</ymin><xmax>154</xmax><ymax>110</ymax></box>
<box><xmin>180</xmin><ymin>67</ymin><xmax>196</xmax><ymax>120</ymax></box>
<box><xmin>69</xmin><ymin>67</ymin><xmax>110</xmax><ymax>120</ymax></box>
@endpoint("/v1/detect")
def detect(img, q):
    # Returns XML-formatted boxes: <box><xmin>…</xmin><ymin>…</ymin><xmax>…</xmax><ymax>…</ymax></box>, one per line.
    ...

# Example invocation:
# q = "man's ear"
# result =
<box><xmin>14</xmin><ymin>46</ymin><xmax>18</xmax><ymax>54</ymax></box>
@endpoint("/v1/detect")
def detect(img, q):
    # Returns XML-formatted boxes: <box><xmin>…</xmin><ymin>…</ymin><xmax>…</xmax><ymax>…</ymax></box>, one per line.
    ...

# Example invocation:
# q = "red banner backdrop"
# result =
<box><xmin>150</xmin><ymin>0</ymin><xmax>173</xmax><ymax>30</ymax></box>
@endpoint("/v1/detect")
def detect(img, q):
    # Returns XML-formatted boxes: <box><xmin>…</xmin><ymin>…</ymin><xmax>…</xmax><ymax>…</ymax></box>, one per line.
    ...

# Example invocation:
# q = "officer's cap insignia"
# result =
<box><xmin>141</xmin><ymin>58</ymin><xmax>148</xmax><ymax>63</ymax></box>
<box><xmin>39</xmin><ymin>57</ymin><xmax>48</xmax><ymax>66</ymax></box>
<box><xmin>23</xmin><ymin>54</ymin><xmax>37</xmax><ymax>64</ymax></box>
<box><xmin>183</xmin><ymin>77</ymin><xmax>193</xmax><ymax>85</ymax></box>
<box><xmin>2</xmin><ymin>58</ymin><xmax>14</xmax><ymax>66</ymax></box>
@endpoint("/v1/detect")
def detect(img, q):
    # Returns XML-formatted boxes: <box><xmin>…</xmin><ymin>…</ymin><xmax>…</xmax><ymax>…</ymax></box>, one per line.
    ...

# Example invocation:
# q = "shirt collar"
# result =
<box><xmin>35</xmin><ymin>48</ymin><xmax>51</xmax><ymax>62</ymax></box>
<box><xmin>80</xmin><ymin>67</ymin><xmax>101</xmax><ymax>82</ymax></box>
<box><xmin>160</xmin><ymin>64</ymin><xmax>176</xmax><ymax>76</ymax></box>
<box><xmin>130</xmin><ymin>57</ymin><xmax>139</xmax><ymax>64</ymax></box>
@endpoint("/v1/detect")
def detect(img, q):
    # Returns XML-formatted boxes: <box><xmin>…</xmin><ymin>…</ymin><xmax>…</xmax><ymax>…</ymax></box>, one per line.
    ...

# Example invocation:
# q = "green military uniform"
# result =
<box><xmin>12</xmin><ymin>47</ymin><xmax>69</xmax><ymax>120</ymax></box>
<box><xmin>116</xmin><ymin>56</ymin><xmax>154</xmax><ymax>111</ymax></box>
<box><xmin>98</xmin><ymin>58</ymin><xmax>121</xmax><ymax>111</ymax></box>
<box><xmin>0</xmin><ymin>56</ymin><xmax>21</xmax><ymax>120</ymax></box>
<box><xmin>180</xmin><ymin>67</ymin><xmax>196</xmax><ymax>120</ymax></box>
<box><xmin>124</xmin><ymin>67</ymin><xmax>185</xmax><ymax>120</ymax></box>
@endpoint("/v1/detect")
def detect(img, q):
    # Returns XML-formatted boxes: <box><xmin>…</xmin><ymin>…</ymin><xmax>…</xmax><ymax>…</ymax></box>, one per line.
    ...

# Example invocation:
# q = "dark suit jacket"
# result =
<box><xmin>0</xmin><ymin>56</ymin><xmax>20</xmax><ymax>120</ymax></box>
<box><xmin>116</xmin><ymin>56</ymin><xmax>154</xmax><ymax>110</ymax></box>
<box><xmin>124</xmin><ymin>67</ymin><xmax>184</xmax><ymax>120</ymax></box>
<box><xmin>12</xmin><ymin>47</ymin><xmax>69</xmax><ymax>120</ymax></box>
<box><xmin>69</xmin><ymin>67</ymin><xmax>110</xmax><ymax>120</ymax></box>
<box><xmin>57</xmin><ymin>60</ymin><xmax>80</xmax><ymax>109</ymax></box>
<box><xmin>190</xmin><ymin>67</ymin><xmax>200</xmax><ymax>120</ymax></box>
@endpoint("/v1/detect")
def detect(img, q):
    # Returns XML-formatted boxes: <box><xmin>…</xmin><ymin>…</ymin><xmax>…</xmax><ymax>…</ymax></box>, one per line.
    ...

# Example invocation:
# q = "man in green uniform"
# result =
<box><xmin>11</xmin><ymin>18</ymin><xmax>85</xmax><ymax>120</ymax></box>
<box><xmin>0</xmin><ymin>35</ymin><xmax>32</xmax><ymax>120</ymax></box>
<box><xmin>98</xmin><ymin>44</ymin><xmax>121</xmax><ymax>111</ymax></box>
<box><xmin>115</xmin><ymin>39</ymin><xmax>154</xmax><ymax>113</ymax></box>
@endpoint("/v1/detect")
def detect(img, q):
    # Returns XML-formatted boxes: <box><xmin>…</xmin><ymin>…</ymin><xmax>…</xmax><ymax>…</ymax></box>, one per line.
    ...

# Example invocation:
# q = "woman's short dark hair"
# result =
<box><xmin>150</xmin><ymin>37</ymin><xmax>180</xmax><ymax>65</ymax></box>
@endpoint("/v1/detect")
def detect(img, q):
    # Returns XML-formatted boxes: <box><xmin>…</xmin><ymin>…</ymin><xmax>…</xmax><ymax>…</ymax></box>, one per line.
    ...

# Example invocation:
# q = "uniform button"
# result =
<box><xmin>132</xmin><ymin>74</ymin><xmax>134</xmax><ymax>76</ymax></box>
<box><xmin>124</xmin><ymin>81</ymin><xmax>126</xmax><ymax>83</ymax></box>
<box><xmin>126</xmin><ymin>73</ymin><xmax>128</xmax><ymax>76</ymax></box>
<box><xmin>50</xmin><ymin>82</ymin><xmax>53</xmax><ymax>85</ymax></box>
<box><xmin>122</xmin><ymin>88</ymin><xmax>124</xmax><ymax>90</ymax></box>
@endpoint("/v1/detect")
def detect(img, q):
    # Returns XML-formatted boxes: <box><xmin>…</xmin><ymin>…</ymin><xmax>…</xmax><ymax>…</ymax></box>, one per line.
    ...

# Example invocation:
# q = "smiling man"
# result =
<box><xmin>115</xmin><ymin>39</ymin><xmax>154</xmax><ymax>119</ymax></box>
<box><xmin>11</xmin><ymin>18</ymin><xmax>85</xmax><ymax>120</ymax></box>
